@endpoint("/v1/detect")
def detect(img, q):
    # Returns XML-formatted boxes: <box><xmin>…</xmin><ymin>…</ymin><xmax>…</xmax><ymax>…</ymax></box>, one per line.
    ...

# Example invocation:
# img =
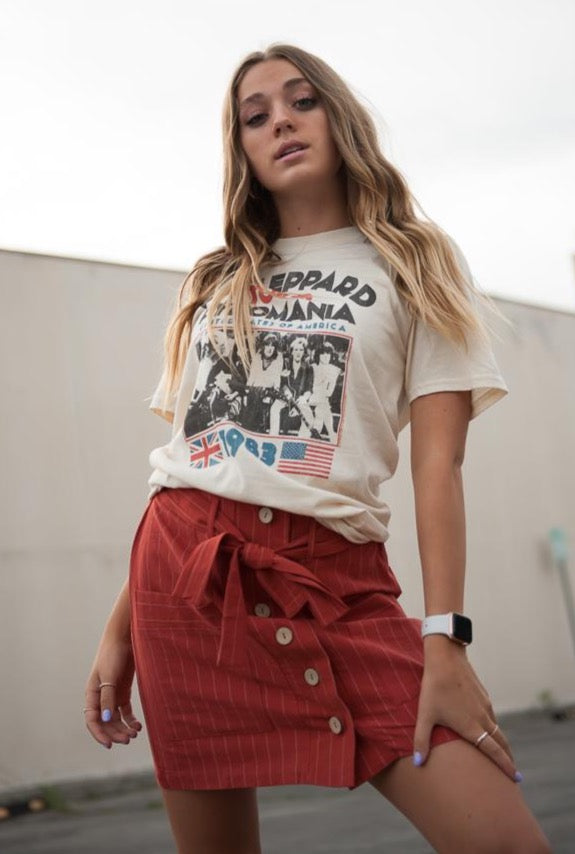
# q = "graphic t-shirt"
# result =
<box><xmin>147</xmin><ymin>227</ymin><xmax>507</xmax><ymax>543</ymax></box>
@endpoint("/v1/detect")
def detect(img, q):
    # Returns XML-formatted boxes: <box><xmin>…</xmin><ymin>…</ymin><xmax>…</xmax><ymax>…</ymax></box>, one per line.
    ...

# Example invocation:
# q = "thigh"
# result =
<box><xmin>369</xmin><ymin>739</ymin><xmax>551</xmax><ymax>854</ymax></box>
<box><xmin>162</xmin><ymin>787</ymin><xmax>262</xmax><ymax>854</ymax></box>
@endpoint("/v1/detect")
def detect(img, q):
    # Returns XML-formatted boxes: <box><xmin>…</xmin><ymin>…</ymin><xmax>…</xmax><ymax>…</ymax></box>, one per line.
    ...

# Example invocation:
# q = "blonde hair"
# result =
<box><xmin>158</xmin><ymin>43</ymin><xmax>491</xmax><ymax>414</ymax></box>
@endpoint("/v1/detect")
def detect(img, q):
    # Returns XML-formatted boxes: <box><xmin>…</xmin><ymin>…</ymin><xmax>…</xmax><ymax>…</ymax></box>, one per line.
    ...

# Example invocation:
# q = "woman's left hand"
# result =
<box><xmin>413</xmin><ymin>636</ymin><xmax>519</xmax><ymax>781</ymax></box>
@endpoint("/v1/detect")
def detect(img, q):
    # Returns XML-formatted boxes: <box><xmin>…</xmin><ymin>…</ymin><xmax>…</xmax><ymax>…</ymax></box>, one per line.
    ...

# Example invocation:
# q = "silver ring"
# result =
<box><xmin>83</xmin><ymin>707</ymin><xmax>98</xmax><ymax>713</ymax></box>
<box><xmin>489</xmin><ymin>723</ymin><xmax>499</xmax><ymax>737</ymax></box>
<box><xmin>98</xmin><ymin>682</ymin><xmax>116</xmax><ymax>689</ymax></box>
<box><xmin>474</xmin><ymin>730</ymin><xmax>490</xmax><ymax>747</ymax></box>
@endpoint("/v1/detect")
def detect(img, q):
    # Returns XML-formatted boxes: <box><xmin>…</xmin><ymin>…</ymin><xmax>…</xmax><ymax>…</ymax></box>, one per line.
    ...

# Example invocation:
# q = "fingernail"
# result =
<box><xmin>100</xmin><ymin>742</ymin><xmax>111</xmax><ymax>749</ymax></box>
<box><xmin>514</xmin><ymin>771</ymin><xmax>523</xmax><ymax>783</ymax></box>
<box><xmin>412</xmin><ymin>751</ymin><xmax>424</xmax><ymax>767</ymax></box>
<box><xmin>101</xmin><ymin>709</ymin><xmax>112</xmax><ymax>723</ymax></box>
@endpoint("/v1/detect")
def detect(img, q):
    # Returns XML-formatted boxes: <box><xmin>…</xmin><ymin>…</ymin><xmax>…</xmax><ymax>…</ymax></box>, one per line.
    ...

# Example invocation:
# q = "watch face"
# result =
<box><xmin>453</xmin><ymin>613</ymin><xmax>472</xmax><ymax>644</ymax></box>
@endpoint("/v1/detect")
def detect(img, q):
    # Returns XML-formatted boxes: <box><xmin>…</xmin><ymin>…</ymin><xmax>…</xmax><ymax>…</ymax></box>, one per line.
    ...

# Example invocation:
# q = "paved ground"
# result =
<box><xmin>1</xmin><ymin>711</ymin><xmax>573</xmax><ymax>853</ymax></box>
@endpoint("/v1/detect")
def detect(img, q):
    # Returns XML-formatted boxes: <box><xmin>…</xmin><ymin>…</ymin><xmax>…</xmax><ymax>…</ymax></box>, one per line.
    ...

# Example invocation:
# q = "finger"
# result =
<box><xmin>99</xmin><ymin>684</ymin><xmax>136</xmax><ymax>745</ymax></box>
<box><xmin>85</xmin><ymin>672</ymin><xmax>138</xmax><ymax>746</ymax></box>
<box><xmin>85</xmin><ymin>678</ymin><xmax>113</xmax><ymax>748</ymax></box>
<box><xmin>86</xmin><ymin>709</ymin><xmax>134</xmax><ymax>746</ymax></box>
<box><xmin>107</xmin><ymin>718</ymin><xmax>135</xmax><ymax>744</ymax></box>
<box><xmin>489</xmin><ymin>724</ymin><xmax>515</xmax><ymax>764</ymax></box>
<box><xmin>413</xmin><ymin>712</ymin><xmax>434</xmax><ymax>766</ymax></box>
<box><xmin>85</xmin><ymin>715</ymin><xmax>134</xmax><ymax>747</ymax></box>
<box><xmin>84</xmin><ymin>707</ymin><xmax>113</xmax><ymax>748</ymax></box>
<box><xmin>477</xmin><ymin>720</ymin><xmax>513</xmax><ymax>763</ymax></box>
<box><xmin>119</xmin><ymin>701</ymin><xmax>143</xmax><ymax>733</ymax></box>
<box><xmin>85</xmin><ymin>679</ymin><xmax>103</xmax><ymax>717</ymax></box>
<box><xmin>477</xmin><ymin>733</ymin><xmax>519</xmax><ymax>781</ymax></box>
<box><xmin>99</xmin><ymin>682</ymin><xmax>117</xmax><ymax>725</ymax></box>
<box><xmin>97</xmin><ymin>683</ymin><xmax>130</xmax><ymax>745</ymax></box>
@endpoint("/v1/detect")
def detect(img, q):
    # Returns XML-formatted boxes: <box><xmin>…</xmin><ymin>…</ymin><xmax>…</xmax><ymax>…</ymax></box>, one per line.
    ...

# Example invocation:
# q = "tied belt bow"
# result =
<box><xmin>171</xmin><ymin>520</ymin><xmax>351</xmax><ymax>671</ymax></box>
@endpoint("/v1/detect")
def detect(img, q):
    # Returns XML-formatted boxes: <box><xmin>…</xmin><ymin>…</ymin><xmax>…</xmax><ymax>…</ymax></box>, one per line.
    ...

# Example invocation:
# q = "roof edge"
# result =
<box><xmin>1</xmin><ymin>246</ymin><xmax>574</xmax><ymax>317</ymax></box>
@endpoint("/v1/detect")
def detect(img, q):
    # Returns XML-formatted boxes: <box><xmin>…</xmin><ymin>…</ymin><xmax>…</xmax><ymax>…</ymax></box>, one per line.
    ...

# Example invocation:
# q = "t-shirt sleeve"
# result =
<box><xmin>148</xmin><ymin>367</ymin><xmax>177</xmax><ymax>421</ymax></box>
<box><xmin>404</xmin><ymin>241</ymin><xmax>508</xmax><ymax>420</ymax></box>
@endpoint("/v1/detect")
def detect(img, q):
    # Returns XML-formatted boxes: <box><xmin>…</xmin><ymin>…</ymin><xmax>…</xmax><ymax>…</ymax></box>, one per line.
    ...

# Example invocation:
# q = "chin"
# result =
<box><xmin>271</xmin><ymin>168</ymin><xmax>339</xmax><ymax>198</ymax></box>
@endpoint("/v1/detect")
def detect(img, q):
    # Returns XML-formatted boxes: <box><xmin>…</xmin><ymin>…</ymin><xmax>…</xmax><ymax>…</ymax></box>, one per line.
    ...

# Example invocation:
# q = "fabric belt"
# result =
<box><xmin>170</xmin><ymin>506</ymin><xmax>352</xmax><ymax>671</ymax></box>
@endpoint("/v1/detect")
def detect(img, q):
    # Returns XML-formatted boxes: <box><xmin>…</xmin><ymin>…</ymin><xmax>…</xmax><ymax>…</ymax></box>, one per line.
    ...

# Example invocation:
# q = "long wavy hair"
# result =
<box><xmin>157</xmin><ymin>43</ymin><xmax>490</xmax><ymax>415</ymax></box>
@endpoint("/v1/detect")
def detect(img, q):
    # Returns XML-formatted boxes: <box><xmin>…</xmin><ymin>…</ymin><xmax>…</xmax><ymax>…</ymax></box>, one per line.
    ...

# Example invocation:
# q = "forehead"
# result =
<box><xmin>237</xmin><ymin>58</ymin><xmax>309</xmax><ymax>105</ymax></box>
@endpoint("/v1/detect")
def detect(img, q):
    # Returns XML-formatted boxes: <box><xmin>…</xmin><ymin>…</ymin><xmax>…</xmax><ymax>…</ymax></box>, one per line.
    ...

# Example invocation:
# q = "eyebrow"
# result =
<box><xmin>239</xmin><ymin>76</ymin><xmax>311</xmax><ymax>108</ymax></box>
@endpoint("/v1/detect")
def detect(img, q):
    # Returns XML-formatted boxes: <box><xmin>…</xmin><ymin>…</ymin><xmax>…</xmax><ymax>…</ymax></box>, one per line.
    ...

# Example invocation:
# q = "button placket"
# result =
<box><xmin>273</xmin><ymin>621</ymin><xmax>336</xmax><ymax>696</ymax></box>
<box><xmin>259</xmin><ymin>619</ymin><xmax>348</xmax><ymax>749</ymax></box>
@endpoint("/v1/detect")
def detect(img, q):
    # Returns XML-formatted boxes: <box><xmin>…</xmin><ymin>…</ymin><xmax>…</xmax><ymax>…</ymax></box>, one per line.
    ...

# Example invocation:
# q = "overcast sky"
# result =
<box><xmin>2</xmin><ymin>0</ymin><xmax>574</xmax><ymax>310</ymax></box>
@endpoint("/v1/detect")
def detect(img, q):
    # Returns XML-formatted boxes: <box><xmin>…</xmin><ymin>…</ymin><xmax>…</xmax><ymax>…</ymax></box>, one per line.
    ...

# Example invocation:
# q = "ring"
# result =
<box><xmin>98</xmin><ymin>682</ymin><xmax>116</xmax><ymax>689</ymax></box>
<box><xmin>83</xmin><ymin>707</ymin><xmax>98</xmax><ymax>713</ymax></box>
<box><xmin>489</xmin><ymin>724</ymin><xmax>499</xmax><ymax>737</ymax></box>
<box><xmin>474</xmin><ymin>730</ymin><xmax>490</xmax><ymax>747</ymax></box>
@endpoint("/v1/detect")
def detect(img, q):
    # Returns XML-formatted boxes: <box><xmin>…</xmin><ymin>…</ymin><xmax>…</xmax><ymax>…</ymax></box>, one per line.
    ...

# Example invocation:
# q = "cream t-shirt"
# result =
<box><xmin>147</xmin><ymin>227</ymin><xmax>507</xmax><ymax>543</ymax></box>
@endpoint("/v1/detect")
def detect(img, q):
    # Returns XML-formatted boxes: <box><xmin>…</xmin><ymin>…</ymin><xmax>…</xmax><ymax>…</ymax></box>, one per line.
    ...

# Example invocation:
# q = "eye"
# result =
<box><xmin>294</xmin><ymin>96</ymin><xmax>317</xmax><ymax>110</ymax></box>
<box><xmin>245</xmin><ymin>112</ymin><xmax>267</xmax><ymax>127</ymax></box>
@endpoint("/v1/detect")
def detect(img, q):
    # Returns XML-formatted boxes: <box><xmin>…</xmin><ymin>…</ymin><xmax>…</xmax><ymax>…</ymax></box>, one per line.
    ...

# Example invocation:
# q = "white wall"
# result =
<box><xmin>1</xmin><ymin>249</ymin><xmax>574</xmax><ymax>790</ymax></box>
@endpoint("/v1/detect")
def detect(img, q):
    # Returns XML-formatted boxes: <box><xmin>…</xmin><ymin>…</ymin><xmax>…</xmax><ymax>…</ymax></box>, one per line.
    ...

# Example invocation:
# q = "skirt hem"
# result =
<box><xmin>152</xmin><ymin>726</ymin><xmax>462</xmax><ymax>792</ymax></box>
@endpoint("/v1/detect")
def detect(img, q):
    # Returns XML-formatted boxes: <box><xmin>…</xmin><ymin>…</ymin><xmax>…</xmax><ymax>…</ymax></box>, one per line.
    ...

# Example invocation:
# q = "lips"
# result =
<box><xmin>274</xmin><ymin>141</ymin><xmax>308</xmax><ymax>160</ymax></box>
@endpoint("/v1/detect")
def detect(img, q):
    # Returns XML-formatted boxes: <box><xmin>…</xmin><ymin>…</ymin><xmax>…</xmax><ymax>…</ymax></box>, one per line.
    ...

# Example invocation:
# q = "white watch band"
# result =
<box><xmin>421</xmin><ymin>613</ymin><xmax>454</xmax><ymax>638</ymax></box>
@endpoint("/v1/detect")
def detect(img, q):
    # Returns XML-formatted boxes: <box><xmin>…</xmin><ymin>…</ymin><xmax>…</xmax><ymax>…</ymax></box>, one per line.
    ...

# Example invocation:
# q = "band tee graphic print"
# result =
<box><xmin>183</xmin><ymin>264</ymin><xmax>376</xmax><ymax>479</ymax></box>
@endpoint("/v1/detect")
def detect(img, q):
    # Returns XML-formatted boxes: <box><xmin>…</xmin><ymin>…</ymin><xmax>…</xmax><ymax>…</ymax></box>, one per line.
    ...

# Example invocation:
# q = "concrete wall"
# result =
<box><xmin>1</xmin><ymin>248</ymin><xmax>574</xmax><ymax>790</ymax></box>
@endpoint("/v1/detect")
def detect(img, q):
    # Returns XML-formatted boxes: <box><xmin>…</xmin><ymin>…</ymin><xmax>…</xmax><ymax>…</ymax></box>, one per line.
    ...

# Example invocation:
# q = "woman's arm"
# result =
<box><xmin>410</xmin><ymin>390</ymin><xmax>469</xmax><ymax>618</ymax></box>
<box><xmin>410</xmin><ymin>390</ymin><xmax>518</xmax><ymax>780</ymax></box>
<box><xmin>99</xmin><ymin>578</ymin><xmax>132</xmax><ymax>641</ymax></box>
<box><xmin>84</xmin><ymin>578</ymin><xmax>142</xmax><ymax>748</ymax></box>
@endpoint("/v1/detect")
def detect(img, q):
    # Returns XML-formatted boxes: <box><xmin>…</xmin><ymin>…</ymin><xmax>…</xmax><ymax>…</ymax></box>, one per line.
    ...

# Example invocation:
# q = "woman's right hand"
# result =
<box><xmin>84</xmin><ymin>635</ymin><xmax>143</xmax><ymax>749</ymax></box>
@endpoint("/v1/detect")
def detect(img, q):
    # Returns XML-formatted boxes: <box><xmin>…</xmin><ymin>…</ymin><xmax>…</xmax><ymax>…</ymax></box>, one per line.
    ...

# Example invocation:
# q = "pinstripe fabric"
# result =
<box><xmin>129</xmin><ymin>487</ymin><xmax>460</xmax><ymax>790</ymax></box>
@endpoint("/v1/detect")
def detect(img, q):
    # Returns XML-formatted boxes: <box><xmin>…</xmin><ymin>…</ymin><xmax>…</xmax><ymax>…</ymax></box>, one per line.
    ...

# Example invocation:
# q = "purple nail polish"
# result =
<box><xmin>101</xmin><ymin>709</ymin><xmax>112</xmax><ymax>723</ymax></box>
<box><xmin>412</xmin><ymin>751</ymin><xmax>424</xmax><ymax>767</ymax></box>
<box><xmin>514</xmin><ymin>771</ymin><xmax>523</xmax><ymax>783</ymax></box>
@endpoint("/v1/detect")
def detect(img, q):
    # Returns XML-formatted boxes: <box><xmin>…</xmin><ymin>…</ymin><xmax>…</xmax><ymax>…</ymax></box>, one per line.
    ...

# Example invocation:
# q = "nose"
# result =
<box><xmin>272</xmin><ymin>108</ymin><xmax>295</xmax><ymax>136</ymax></box>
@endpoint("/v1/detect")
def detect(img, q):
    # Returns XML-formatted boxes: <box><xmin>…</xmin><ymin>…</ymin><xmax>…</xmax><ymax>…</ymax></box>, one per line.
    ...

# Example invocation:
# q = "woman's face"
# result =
<box><xmin>237</xmin><ymin>59</ymin><xmax>342</xmax><ymax>199</ymax></box>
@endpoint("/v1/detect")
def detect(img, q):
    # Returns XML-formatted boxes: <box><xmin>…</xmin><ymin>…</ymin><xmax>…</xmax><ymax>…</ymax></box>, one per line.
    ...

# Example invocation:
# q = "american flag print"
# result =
<box><xmin>277</xmin><ymin>440</ymin><xmax>335</xmax><ymax>478</ymax></box>
<box><xmin>188</xmin><ymin>431</ymin><xmax>224</xmax><ymax>469</ymax></box>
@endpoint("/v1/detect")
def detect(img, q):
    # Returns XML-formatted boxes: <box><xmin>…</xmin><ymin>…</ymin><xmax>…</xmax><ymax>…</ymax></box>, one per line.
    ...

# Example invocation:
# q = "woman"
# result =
<box><xmin>85</xmin><ymin>44</ymin><xmax>550</xmax><ymax>854</ymax></box>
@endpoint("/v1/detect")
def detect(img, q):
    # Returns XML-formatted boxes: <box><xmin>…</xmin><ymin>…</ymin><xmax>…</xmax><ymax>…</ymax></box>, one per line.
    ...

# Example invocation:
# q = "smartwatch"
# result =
<box><xmin>421</xmin><ymin>612</ymin><xmax>472</xmax><ymax>646</ymax></box>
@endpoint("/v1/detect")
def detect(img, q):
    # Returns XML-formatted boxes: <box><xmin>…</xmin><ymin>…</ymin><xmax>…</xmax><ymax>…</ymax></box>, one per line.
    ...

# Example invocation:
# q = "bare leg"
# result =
<box><xmin>162</xmin><ymin>787</ymin><xmax>262</xmax><ymax>854</ymax></box>
<box><xmin>369</xmin><ymin>739</ymin><xmax>551</xmax><ymax>854</ymax></box>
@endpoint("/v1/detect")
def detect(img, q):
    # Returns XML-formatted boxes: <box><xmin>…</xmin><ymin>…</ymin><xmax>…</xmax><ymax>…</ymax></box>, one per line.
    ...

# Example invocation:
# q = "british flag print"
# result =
<box><xmin>188</xmin><ymin>432</ymin><xmax>224</xmax><ymax>469</ymax></box>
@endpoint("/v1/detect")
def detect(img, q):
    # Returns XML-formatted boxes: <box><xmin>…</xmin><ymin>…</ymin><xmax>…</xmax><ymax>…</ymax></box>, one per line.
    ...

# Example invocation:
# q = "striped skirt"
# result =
<box><xmin>129</xmin><ymin>487</ymin><xmax>459</xmax><ymax>790</ymax></box>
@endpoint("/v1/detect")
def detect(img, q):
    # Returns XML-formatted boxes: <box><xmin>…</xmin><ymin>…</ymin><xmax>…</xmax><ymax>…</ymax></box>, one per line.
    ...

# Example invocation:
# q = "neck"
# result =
<box><xmin>273</xmin><ymin>176</ymin><xmax>350</xmax><ymax>238</ymax></box>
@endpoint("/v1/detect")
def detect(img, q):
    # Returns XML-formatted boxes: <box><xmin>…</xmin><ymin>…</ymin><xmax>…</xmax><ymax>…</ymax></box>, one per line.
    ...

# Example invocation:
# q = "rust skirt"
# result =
<box><xmin>129</xmin><ymin>487</ymin><xmax>459</xmax><ymax>790</ymax></box>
